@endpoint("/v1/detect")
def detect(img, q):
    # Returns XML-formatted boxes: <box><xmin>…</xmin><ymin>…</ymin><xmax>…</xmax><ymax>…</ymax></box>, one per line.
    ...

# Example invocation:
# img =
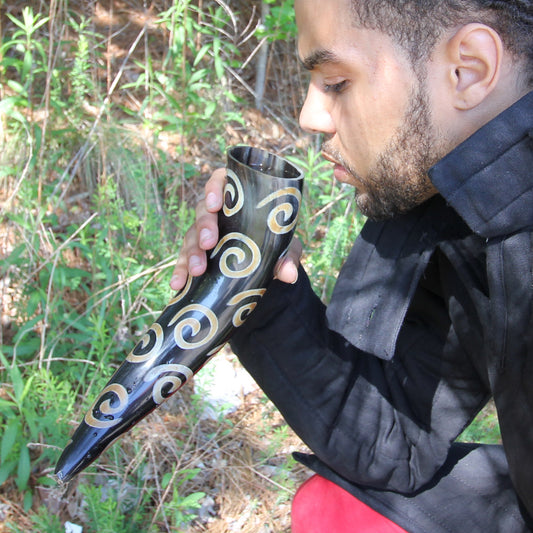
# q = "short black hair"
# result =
<box><xmin>351</xmin><ymin>1</ymin><xmax>533</xmax><ymax>86</ymax></box>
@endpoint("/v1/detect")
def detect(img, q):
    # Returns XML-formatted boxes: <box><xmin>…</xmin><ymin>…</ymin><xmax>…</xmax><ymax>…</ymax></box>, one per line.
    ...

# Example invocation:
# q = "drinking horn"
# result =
<box><xmin>54</xmin><ymin>145</ymin><xmax>303</xmax><ymax>483</ymax></box>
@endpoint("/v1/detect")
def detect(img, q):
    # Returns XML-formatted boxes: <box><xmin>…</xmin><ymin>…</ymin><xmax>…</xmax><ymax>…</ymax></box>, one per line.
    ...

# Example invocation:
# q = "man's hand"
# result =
<box><xmin>170</xmin><ymin>167</ymin><xmax>302</xmax><ymax>291</ymax></box>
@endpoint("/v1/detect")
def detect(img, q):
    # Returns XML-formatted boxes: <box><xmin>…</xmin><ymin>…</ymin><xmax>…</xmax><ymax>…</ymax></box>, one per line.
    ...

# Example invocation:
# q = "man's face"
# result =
<box><xmin>295</xmin><ymin>0</ymin><xmax>446</xmax><ymax>219</ymax></box>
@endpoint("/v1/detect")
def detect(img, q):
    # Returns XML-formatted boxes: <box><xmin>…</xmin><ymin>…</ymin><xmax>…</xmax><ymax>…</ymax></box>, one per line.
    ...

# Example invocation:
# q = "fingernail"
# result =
<box><xmin>170</xmin><ymin>274</ymin><xmax>181</xmax><ymax>289</ymax></box>
<box><xmin>206</xmin><ymin>192</ymin><xmax>218</xmax><ymax>209</ymax></box>
<box><xmin>189</xmin><ymin>255</ymin><xmax>202</xmax><ymax>268</ymax></box>
<box><xmin>289</xmin><ymin>263</ymin><xmax>298</xmax><ymax>284</ymax></box>
<box><xmin>199</xmin><ymin>228</ymin><xmax>212</xmax><ymax>246</ymax></box>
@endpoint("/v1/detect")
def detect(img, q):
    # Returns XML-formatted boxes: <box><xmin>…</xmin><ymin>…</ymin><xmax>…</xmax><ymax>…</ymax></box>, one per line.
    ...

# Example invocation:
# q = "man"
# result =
<box><xmin>171</xmin><ymin>0</ymin><xmax>533</xmax><ymax>531</ymax></box>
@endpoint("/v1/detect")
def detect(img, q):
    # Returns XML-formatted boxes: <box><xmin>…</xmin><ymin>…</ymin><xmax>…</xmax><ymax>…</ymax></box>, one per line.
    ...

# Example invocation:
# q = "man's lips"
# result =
<box><xmin>322</xmin><ymin>151</ymin><xmax>355</xmax><ymax>185</ymax></box>
<box><xmin>321</xmin><ymin>151</ymin><xmax>338</xmax><ymax>165</ymax></box>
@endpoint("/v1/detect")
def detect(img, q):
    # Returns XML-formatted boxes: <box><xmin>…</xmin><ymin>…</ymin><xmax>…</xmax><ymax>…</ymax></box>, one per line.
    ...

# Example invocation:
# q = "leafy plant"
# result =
<box><xmin>0</xmin><ymin>351</ymin><xmax>34</xmax><ymax>502</ymax></box>
<box><xmin>122</xmin><ymin>0</ymin><xmax>243</xmax><ymax>146</ymax></box>
<box><xmin>79</xmin><ymin>483</ymin><xmax>146</xmax><ymax>533</ymax></box>
<box><xmin>66</xmin><ymin>14</ymin><xmax>102</xmax><ymax>114</ymax></box>
<box><xmin>0</xmin><ymin>7</ymin><xmax>49</xmax><ymax>103</ymax></box>
<box><xmin>0</xmin><ymin>352</ymin><xmax>77</xmax><ymax>510</ymax></box>
<box><xmin>157</xmin><ymin>468</ymin><xmax>206</xmax><ymax>530</ymax></box>
<box><xmin>257</xmin><ymin>0</ymin><xmax>296</xmax><ymax>42</ymax></box>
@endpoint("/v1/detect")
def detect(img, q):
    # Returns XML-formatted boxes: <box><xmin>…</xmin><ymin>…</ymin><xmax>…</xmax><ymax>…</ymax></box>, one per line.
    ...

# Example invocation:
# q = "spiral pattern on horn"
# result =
<box><xmin>168</xmin><ymin>304</ymin><xmax>219</xmax><ymax>350</ymax></box>
<box><xmin>85</xmin><ymin>384</ymin><xmax>129</xmax><ymax>429</ymax></box>
<box><xmin>210</xmin><ymin>232</ymin><xmax>261</xmax><ymax>278</ymax></box>
<box><xmin>257</xmin><ymin>187</ymin><xmax>302</xmax><ymax>234</ymax></box>
<box><xmin>143</xmin><ymin>364</ymin><xmax>194</xmax><ymax>404</ymax></box>
<box><xmin>126</xmin><ymin>323</ymin><xmax>164</xmax><ymax>364</ymax></box>
<box><xmin>223</xmin><ymin>169</ymin><xmax>244</xmax><ymax>217</ymax></box>
<box><xmin>228</xmin><ymin>289</ymin><xmax>267</xmax><ymax>327</ymax></box>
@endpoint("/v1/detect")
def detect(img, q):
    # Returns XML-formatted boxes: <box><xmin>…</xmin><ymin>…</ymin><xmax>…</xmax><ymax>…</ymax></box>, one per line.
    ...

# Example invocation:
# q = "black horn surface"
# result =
<box><xmin>54</xmin><ymin>146</ymin><xmax>303</xmax><ymax>483</ymax></box>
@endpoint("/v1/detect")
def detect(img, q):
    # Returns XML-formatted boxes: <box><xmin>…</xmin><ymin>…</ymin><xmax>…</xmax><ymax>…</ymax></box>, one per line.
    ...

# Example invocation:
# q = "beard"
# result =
<box><xmin>323</xmin><ymin>84</ymin><xmax>445</xmax><ymax>220</ymax></box>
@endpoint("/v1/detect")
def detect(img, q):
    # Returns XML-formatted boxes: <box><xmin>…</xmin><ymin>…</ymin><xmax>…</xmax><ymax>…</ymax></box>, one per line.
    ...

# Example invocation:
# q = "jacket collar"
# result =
<box><xmin>429</xmin><ymin>90</ymin><xmax>533</xmax><ymax>239</ymax></box>
<box><xmin>326</xmin><ymin>91</ymin><xmax>533</xmax><ymax>360</ymax></box>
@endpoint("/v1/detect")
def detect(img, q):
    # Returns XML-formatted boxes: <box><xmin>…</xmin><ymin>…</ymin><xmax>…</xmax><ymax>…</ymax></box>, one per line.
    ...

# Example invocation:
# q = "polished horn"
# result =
<box><xmin>54</xmin><ymin>146</ymin><xmax>303</xmax><ymax>483</ymax></box>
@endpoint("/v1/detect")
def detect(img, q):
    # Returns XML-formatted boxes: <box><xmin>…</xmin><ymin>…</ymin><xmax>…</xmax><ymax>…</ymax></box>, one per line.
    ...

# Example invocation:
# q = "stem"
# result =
<box><xmin>254</xmin><ymin>2</ymin><xmax>270</xmax><ymax>111</ymax></box>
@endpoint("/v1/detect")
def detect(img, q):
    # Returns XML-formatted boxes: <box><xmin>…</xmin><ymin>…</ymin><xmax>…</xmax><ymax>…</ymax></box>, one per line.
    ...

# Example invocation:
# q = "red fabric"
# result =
<box><xmin>291</xmin><ymin>475</ymin><xmax>409</xmax><ymax>533</ymax></box>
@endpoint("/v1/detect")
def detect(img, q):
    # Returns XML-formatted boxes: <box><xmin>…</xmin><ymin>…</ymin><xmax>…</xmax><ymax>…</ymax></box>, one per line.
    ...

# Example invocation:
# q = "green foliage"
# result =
<box><xmin>258</xmin><ymin>0</ymin><xmax>297</xmax><ymax>42</ymax></box>
<box><xmin>15</xmin><ymin>506</ymin><xmax>63</xmax><ymax>533</ymax></box>
<box><xmin>0</xmin><ymin>351</ymin><xmax>76</xmax><ymax>510</ymax></box>
<box><xmin>66</xmin><ymin>14</ymin><xmax>103</xmax><ymax>114</ymax></box>
<box><xmin>78</xmin><ymin>478</ymin><xmax>165</xmax><ymax>533</ymax></box>
<box><xmin>458</xmin><ymin>404</ymin><xmax>502</xmax><ymax>444</ymax></box>
<box><xmin>1</xmin><ymin>7</ymin><xmax>50</xmax><ymax>98</ymax></box>
<box><xmin>159</xmin><ymin>468</ymin><xmax>206</xmax><ymax>529</ymax></box>
<box><xmin>122</xmin><ymin>0</ymin><xmax>244</xmax><ymax>147</ymax></box>
<box><xmin>0</xmin><ymin>2</ymin><xmax>234</xmax><ymax>529</ymax></box>
<box><xmin>0</xmin><ymin>352</ymin><xmax>34</xmax><ymax>497</ymax></box>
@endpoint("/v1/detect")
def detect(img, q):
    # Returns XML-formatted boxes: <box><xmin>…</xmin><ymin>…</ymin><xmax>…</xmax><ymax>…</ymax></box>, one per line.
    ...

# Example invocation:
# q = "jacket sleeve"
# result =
<box><xmin>230</xmin><ymin>264</ymin><xmax>488</xmax><ymax>493</ymax></box>
<box><xmin>485</xmin><ymin>231</ymin><xmax>533</xmax><ymax>519</ymax></box>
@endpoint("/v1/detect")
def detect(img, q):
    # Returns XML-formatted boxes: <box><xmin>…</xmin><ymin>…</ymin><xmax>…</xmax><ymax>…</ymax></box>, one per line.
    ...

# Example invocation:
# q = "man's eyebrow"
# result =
<box><xmin>300</xmin><ymin>49</ymin><xmax>340</xmax><ymax>71</ymax></box>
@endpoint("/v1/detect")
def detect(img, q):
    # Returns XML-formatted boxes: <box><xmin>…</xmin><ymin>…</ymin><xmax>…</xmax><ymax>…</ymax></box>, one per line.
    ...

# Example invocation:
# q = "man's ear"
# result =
<box><xmin>446</xmin><ymin>23</ymin><xmax>503</xmax><ymax>110</ymax></box>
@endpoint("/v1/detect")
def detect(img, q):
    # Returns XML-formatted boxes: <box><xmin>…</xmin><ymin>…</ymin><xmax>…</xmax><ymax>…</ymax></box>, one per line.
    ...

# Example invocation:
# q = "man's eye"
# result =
<box><xmin>324</xmin><ymin>80</ymin><xmax>347</xmax><ymax>93</ymax></box>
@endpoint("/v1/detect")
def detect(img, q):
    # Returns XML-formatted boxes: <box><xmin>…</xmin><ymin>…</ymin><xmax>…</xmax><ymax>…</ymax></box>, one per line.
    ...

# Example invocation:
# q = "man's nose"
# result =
<box><xmin>299</xmin><ymin>84</ymin><xmax>335</xmax><ymax>135</ymax></box>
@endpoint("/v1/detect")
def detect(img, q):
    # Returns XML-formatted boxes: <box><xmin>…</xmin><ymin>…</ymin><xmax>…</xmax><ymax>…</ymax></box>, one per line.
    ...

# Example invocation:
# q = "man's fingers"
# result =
<box><xmin>170</xmin><ymin>168</ymin><xmax>228</xmax><ymax>292</ymax></box>
<box><xmin>195</xmin><ymin>199</ymin><xmax>219</xmax><ymax>250</ymax></box>
<box><xmin>204</xmin><ymin>168</ymin><xmax>227</xmax><ymax>212</ymax></box>
<box><xmin>170</xmin><ymin>257</ymin><xmax>189</xmax><ymax>291</ymax></box>
<box><xmin>195</xmin><ymin>167</ymin><xmax>227</xmax><ymax>249</ymax></box>
<box><xmin>170</xmin><ymin>226</ymin><xmax>207</xmax><ymax>291</ymax></box>
<box><xmin>275</xmin><ymin>239</ymin><xmax>303</xmax><ymax>284</ymax></box>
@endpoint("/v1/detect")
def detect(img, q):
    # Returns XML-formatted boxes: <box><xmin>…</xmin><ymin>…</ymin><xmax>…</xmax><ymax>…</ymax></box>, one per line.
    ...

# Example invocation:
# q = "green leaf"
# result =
<box><xmin>0</xmin><ymin>459</ymin><xmax>17</xmax><ymax>485</ymax></box>
<box><xmin>1</xmin><ymin>338</ymin><xmax>41</xmax><ymax>359</ymax></box>
<box><xmin>193</xmin><ymin>44</ymin><xmax>211</xmax><ymax>66</ymax></box>
<box><xmin>6</xmin><ymin>79</ymin><xmax>27</xmax><ymax>97</ymax></box>
<box><xmin>21</xmin><ymin>405</ymin><xmax>39</xmax><ymax>441</ymax></box>
<box><xmin>16</xmin><ymin>445</ymin><xmax>31</xmax><ymax>490</ymax></box>
<box><xmin>22</xmin><ymin>49</ymin><xmax>33</xmax><ymax>80</ymax></box>
<box><xmin>23</xmin><ymin>491</ymin><xmax>33</xmax><ymax>511</ymax></box>
<box><xmin>1</xmin><ymin>418</ymin><xmax>20</xmax><ymax>462</ymax></box>
<box><xmin>188</xmin><ymin>68</ymin><xmax>207</xmax><ymax>85</ymax></box>
<box><xmin>180</xmin><ymin>491</ymin><xmax>205</xmax><ymax>509</ymax></box>
<box><xmin>30</xmin><ymin>15</ymin><xmax>50</xmax><ymax>33</ymax></box>
<box><xmin>20</xmin><ymin>374</ymin><xmax>35</xmax><ymax>405</ymax></box>
<box><xmin>9</xmin><ymin>363</ymin><xmax>24</xmax><ymax>405</ymax></box>
<box><xmin>0</xmin><ymin>353</ymin><xmax>23</xmax><ymax>405</ymax></box>
<box><xmin>204</xmin><ymin>101</ymin><xmax>216</xmax><ymax>119</ymax></box>
<box><xmin>37</xmin><ymin>476</ymin><xmax>57</xmax><ymax>487</ymax></box>
<box><xmin>162</xmin><ymin>472</ymin><xmax>172</xmax><ymax>489</ymax></box>
<box><xmin>214</xmin><ymin>56</ymin><xmax>224</xmax><ymax>81</ymax></box>
<box><xmin>0</xmin><ymin>398</ymin><xmax>17</xmax><ymax>415</ymax></box>
<box><xmin>6</xmin><ymin>12</ymin><xmax>27</xmax><ymax>32</ymax></box>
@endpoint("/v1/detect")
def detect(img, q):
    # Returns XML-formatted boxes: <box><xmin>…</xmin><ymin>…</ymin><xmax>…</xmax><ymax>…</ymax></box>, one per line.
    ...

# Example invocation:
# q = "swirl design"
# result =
<box><xmin>257</xmin><ymin>187</ymin><xmax>302</xmax><ymax>234</ymax></box>
<box><xmin>210</xmin><ymin>232</ymin><xmax>261</xmax><ymax>278</ymax></box>
<box><xmin>143</xmin><ymin>364</ymin><xmax>194</xmax><ymax>404</ymax></box>
<box><xmin>168</xmin><ymin>304</ymin><xmax>219</xmax><ymax>349</ymax></box>
<box><xmin>228</xmin><ymin>289</ymin><xmax>267</xmax><ymax>327</ymax></box>
<box><xmin>126</xmin><ymin>323</ymin><xmax>164</xmax><ymax>364</ymax></box>
<box><xmin>166</xmin><ymin>275</ymin><xmax>193</xmax><ymax>307</ymax></box>
<box><xmin>85</xmin><ymin>384</ymin><xmax>129</xmax><ymax>429</ymax></box>
<box><xmin>223</xmin><ymin>169</ymin><xmax>244</xmax><ymax>217</ymax></box>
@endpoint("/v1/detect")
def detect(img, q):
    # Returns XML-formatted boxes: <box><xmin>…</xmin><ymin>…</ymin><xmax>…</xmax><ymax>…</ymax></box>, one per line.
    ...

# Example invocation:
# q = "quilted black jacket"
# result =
<box><xmin>231</xmin><ymin>91</ymin><xmax>533</xmax><ymax>532</ymax></box>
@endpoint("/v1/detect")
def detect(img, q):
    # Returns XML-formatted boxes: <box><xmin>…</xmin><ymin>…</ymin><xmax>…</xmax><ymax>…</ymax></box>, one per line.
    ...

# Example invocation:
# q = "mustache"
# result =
<box><xmin>321</xmin><ymin>141</ymin><xmax>349</xmax><ymax>171</ymax></box>
<box><xmin>321</xmin><ymin>141</ymin><xmax>360</xmax><ymax>185</ymax></box>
